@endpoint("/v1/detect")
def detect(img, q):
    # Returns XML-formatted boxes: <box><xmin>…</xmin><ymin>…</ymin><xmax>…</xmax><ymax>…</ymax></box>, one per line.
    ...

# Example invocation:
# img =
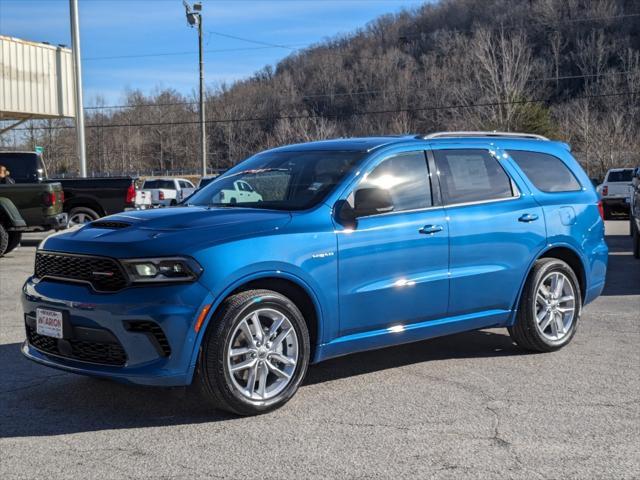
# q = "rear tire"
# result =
<box><xmin>509</xmin><ymin>258</ymin><xmax>582</xmax><ymax>352</ymax></box>
<box><xmin>0</xmin><ymin>224</ymin><xmax>9</xmax><ymax>257</ymax></box>
<box><xmin>68</xmin><ymin>207</ymin><xmax>100</xmax><ymax>226</ymax></box>
<box><xmin>632</xmin><ymin>219</ymin><xmax>640</xmax><ymax>259</ymax></box>
<box><xmin>4</xmin><ymin>232</ymin><xmax>22</xmax><ymax>255</ymax></box>
<box><xmin>197</xmin><ymin>289</ymin><xmax>310</xmax><ymax>416</ymax></box>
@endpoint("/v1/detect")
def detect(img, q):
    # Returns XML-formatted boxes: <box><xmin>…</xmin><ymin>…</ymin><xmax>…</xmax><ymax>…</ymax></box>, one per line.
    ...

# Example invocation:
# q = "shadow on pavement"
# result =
<box><xmin>0</xmin><ymin>329</ymin><xmax>523</xmax><ymax>438</ymax></box>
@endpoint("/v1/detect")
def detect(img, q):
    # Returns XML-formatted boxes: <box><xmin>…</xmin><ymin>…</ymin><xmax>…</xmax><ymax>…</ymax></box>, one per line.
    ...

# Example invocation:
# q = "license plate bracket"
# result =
<box><xmin>36</xmin><ymin>308</ymin><xmax>65</xmax><ymax>339</ymax></box>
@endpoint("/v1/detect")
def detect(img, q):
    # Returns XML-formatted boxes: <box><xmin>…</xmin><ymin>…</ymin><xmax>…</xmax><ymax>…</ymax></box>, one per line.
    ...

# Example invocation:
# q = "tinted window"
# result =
<box><xmin>606</xmin><ymin>169</ymin><xmax>633</xmax><ymax>182</ymax></box>
<box><xmin>179</xmin><ymin>181</ymin><xmax>192</xmax><ymax>189</ymax></box>
<box><xmin>143</xmin><ymin>180</ymin><xmax>175</xmax><ymax>189</ymax></box>
<box><xmin>434</xmin><ymin>149</ymin><xmax>514</xmax><ymax>204</ymax></box>
<box><xmin>0</xmin><ymin>153</ymin><xmax>41</xmax><ymax>183</ymax></box>
<box><xmin>508</xmin><ymin>150</ymin><xmax>581</xmax><ymax>192</ymax></box>
<box><xmin>188</xmin><ymin>151</ymin><xmax>364</xmax><ymax>210</ymax></box>
<box><xmin>356</xmin><ymin>151</ymin><xmax>432</xmax><ymax>213</ymax></box>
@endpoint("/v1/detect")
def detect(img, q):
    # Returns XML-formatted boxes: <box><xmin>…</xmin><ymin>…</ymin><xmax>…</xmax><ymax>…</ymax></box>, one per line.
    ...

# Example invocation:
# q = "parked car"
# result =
<box><xmin>630</xmin><ymin>167</ymin><xmax>640</xmax><ymax>258</ymax></box>
<box><xmin>0</xmin><ymin>152</ymin><xmax>142</xmax><ymax>225</ymax></box>
<box><xmin>21</xmin><ymin>132</ymin><xmax>607</xmax><ymax>416</ymax></box>
<box><xmin>197</xmin><ymin>176</ymin><xmax>217</xmax><ymax>190</ymax></box>
<box><xmin>597</xmin><ymin>168</ymin><xmax>634</xmax><ymax>218</ymax></box>
<box><xmin>0</xmin><ymin>197</ymin><xmax>27</xmax><ymax>257</ymax></box>
<box><xmin>0</xmin><ymin>182</ymin><xmax>67</xmax><ymax>255</ymax></box>
<box><xmin>142</xmin><ymin>178</ymin><xmax>196</xmax><ymax>206</ymax></box>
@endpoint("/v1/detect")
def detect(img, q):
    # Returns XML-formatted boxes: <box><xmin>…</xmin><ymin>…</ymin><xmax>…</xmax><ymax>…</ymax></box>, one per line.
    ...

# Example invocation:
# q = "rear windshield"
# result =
<box><xmin>0</xmin><ymin>152</ymin><xmax>44</xmax><ymax>183</ymax></box>
<box><xmin>606</xmin><ymin>170</ymin><xmax>633</xmax><ymax>182</ymax></box>
<box><xmin>143</xmin><ymin>180</ymin><xmax>175</xmax><ymax>189</ymax></box>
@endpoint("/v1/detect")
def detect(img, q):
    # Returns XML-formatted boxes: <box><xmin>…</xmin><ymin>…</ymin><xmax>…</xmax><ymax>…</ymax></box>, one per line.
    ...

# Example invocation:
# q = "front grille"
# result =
<box><xmin>90</xmin><ymin>221</ymin><xmax>131</xmax><ymax>229</ymax></box>
<box><xmin>35</xmin><ymin>252</ymin><xmax>128</xmax><ymax>292</ymax></box>
<box><xmin>125</xmin><ymin>321</ymin><xmax>171</xmax><ymax>357</ymax></box>
<box><xmin>26</xmin><ymin>325</ymin><xmax>127</xmax><ymax>366</ymax></box>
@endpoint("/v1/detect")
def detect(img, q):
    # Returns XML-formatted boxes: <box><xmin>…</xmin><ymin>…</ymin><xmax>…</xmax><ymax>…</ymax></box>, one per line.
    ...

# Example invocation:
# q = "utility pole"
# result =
<box><xmin>69</xmin><ymin>0</ymin><xmax>87</xmax><ymax>177</ymax></box>
<box><xmin>184</xmin><ymin>1</ymin><xmax>207</xmax><ymax>177</ymax></box>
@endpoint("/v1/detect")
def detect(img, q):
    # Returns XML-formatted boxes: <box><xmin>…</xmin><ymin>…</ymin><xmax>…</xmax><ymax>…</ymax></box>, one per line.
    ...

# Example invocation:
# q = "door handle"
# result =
<box><xmin>518</xmin><ymin>213</ymin><xmax>539</xmax><ymax>222</ymax></box>
<box><xmin>419</xmin><ymin>224</ymin><xmax>444</xmax><ymax>235</ymax></box>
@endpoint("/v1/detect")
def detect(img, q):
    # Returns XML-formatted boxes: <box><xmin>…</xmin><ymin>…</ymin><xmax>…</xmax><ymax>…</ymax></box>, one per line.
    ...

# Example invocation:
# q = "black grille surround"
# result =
<box><xmin>124</xmin><ymin>321</ymin><xmax>172</xmax><ymax>357</ymax></box>
<box><xmin>26</xmin><ymin>325</ymin><xmax>127</xmax><ymax>366</ymax></box>
<box><xmin>35</xmin><ymin>251</ymin><xmax>129</xmax><ymax>292</ymax></box>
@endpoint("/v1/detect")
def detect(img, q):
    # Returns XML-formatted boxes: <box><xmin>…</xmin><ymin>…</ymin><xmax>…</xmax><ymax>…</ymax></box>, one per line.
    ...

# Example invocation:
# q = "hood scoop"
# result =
<box><xmin>90</xmin><ymin>220</ymin><xmax>132</xmax><ymax>229</ymax></box>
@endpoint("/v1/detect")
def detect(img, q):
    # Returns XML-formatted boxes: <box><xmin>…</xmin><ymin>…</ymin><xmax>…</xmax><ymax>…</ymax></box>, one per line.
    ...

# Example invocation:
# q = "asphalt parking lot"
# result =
<box><xmin>1</xmin><ymin>222</ymin><xmax>638</xmax><ymax>479</ymax></box>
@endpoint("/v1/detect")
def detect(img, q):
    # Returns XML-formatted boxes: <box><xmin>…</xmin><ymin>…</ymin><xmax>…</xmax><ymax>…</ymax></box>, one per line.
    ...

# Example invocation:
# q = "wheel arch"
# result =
<box><xmin>509</xmin><ymin>243</ymin><xmax>588</xmax><ymax>325</ymax></box>
<box><xmin>64</xmin><ymin>198</ymin><xmax>106</xmax><ymax>217</ymax></box>
<box><xmin>189</xmin><ymin>270</ymin><xmax>325</xmax><ymax>381</ymax></box>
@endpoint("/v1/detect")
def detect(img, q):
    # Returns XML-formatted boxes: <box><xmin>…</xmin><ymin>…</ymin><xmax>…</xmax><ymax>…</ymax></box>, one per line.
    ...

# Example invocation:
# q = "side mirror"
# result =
<box><xmin>354</xmin><ymin>188</ymin><xmax>394</xmax><ymax>217</ymax></box>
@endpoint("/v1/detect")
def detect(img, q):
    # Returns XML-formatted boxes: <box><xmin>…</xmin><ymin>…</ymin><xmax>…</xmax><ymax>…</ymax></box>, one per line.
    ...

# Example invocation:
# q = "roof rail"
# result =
<box><xmin>421</xmin><ymin>131</ymin><xmax>550</xmax><ymax>141</ymax></box>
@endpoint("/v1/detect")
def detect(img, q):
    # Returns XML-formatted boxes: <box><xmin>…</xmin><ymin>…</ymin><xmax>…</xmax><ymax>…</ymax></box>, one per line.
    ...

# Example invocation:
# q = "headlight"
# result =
<box><xmin>121</xmin><ymin>257</ymin><xmax>203</xmax><ymax>284</ymax></box>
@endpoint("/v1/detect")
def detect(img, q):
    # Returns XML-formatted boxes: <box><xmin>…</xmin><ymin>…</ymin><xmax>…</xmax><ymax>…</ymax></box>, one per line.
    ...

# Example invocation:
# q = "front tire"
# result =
<box><xmin>197</xmin><ymin>289</ymin><xmax>310</xmax><ymax>416</ymax></box>
<box><xmin>509</xmin><ymin>258</ymin><xmax>582</xmax><ymax>352</ymax></box>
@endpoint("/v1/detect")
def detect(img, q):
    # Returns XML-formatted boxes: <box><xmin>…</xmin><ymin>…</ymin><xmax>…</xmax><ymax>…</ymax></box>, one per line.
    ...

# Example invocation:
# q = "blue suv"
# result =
<box><xmin>22</xmin><ymin>132</ymin><xmax>608</xmax><ymax>415</ymax></box>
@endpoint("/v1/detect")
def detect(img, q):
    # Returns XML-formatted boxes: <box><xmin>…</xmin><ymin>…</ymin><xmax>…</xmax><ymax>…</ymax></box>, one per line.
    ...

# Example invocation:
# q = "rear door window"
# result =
<box><xmin>433</xmin><ymin>149</ymin><xmax>514</xmax><ymax>204</ymax></box>
<box><xmin>508</xmin><ymin>150</ymin><xmax>581</xmax><ymax>192</ymax></box>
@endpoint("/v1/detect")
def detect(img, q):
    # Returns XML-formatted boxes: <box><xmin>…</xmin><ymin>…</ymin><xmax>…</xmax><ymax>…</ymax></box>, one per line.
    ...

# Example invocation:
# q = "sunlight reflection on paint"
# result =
<box><xmin>388</xmin><ymin>325</ymin><xmax>405</xmax><ymax>333</ymax></box>
<box><xmin>394</xmin><ymin>278</ymin><xmax>416</xmax><ymax>287</ymax></box>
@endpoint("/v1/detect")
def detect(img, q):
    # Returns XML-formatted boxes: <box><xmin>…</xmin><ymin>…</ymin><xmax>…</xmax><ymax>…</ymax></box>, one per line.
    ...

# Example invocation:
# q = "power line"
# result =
<box><xmin>79</xmin><ymin>70</ymin><xmax>638</xmax><ymax>111</ymax></box>
<box><xmin>10</xmin><ymin>90</ymin><xmax>639</xmax><ymax>132</ymax></box>
<box><xmin>83</xmin><ymin>44</ymin><xmax>304</xmax><ymax>61</ymax></box>
<box><xmin>399</xmin><ymin>12</ymin><xmax>640</xmax><ymax>40</ymax></box>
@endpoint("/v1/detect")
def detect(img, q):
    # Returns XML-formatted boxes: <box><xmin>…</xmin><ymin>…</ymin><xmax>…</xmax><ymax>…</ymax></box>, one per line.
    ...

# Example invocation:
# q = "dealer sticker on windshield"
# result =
<box><xmin>36</xmin><ymin>308</ymin><xmax>64</xmax><ymax>339</ymax></box>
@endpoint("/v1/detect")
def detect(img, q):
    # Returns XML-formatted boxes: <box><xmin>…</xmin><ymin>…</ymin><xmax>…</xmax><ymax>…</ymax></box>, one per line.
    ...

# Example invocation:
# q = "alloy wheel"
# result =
<box><xmin>226</xmin><ymin>308</ymin><xmax>299</xmax><ymax>401</ymax></box>
<box><xmin>535</xmin><ymin>271</ymin><xmax>576</xmax><ymax>342</ymax></box>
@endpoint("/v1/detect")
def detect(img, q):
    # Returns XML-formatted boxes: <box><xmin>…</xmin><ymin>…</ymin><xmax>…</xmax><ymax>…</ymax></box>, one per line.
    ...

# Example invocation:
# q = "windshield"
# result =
<box><xmin>607</xmin><ymin>170</ymin><xmax>633</xmax><ymax>182</ymax></box>
<box><xmin>187</xmin><ymin>150</ymin><xmax>365</xmax><ymax>210</ymax></box>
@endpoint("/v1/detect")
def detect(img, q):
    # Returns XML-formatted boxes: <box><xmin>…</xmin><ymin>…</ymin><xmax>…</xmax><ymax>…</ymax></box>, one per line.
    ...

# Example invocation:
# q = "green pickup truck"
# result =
<box><xmin>0</xmin><ymin>182</ymin><xmax>67</xmax><ymax>257</ymax></box>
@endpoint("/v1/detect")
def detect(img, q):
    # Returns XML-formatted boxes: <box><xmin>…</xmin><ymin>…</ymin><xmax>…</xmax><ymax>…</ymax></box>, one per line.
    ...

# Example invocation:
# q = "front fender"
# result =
<box><xmin>185</xmin><ymin>267</ymin><xmax>326</xmax><ymax>383</ymax></box>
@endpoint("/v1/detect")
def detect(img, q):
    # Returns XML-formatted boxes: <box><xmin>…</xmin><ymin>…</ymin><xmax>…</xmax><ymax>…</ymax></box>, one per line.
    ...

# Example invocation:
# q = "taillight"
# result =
<box><xmin>58</xmin><ymin>190</ymin><xmax>64</xmax><ymax>204</ymax></box>
<box><xmin>41</xmin><ymin>192</ymin><xmax>55</xmax><ymax>207</ymax></box>
<box><xmin>126</xmin><ymin>183</ymin><xmax>136</xmax><ymax>205</ymax></box>
<box><xmin>597</xmin><ymin>200</ymin><xmax>605</xmax><ymax>220</ymax></box>
<box><xmin>602</xmin><ymin>185</ymin><xmax>608</xmax><ymax>196</ymax></box>
<box><xmin>159</xmin><ymin>191</ymin><xmax>165</xmax><ymax>201</ymax></box>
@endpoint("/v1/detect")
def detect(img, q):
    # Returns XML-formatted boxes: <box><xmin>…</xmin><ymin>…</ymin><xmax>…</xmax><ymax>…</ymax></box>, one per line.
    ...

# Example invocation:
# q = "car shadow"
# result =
<box><xmin>602</xmin><ymin>234</ymin><xmax>640</xmax><ymax>296</ymax></box>
<box><xmin>0</xmin><ymin>329</ymin><xmax>524</xmax><ymax>438</ymax></box>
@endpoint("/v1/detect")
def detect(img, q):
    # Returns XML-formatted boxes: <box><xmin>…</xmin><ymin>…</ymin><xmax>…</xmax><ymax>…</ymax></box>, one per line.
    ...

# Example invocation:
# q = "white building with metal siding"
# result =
<box><xmin>0</xmin><ymin>35</ymin><xmax>76</xmax><ymax>121</ymax></box>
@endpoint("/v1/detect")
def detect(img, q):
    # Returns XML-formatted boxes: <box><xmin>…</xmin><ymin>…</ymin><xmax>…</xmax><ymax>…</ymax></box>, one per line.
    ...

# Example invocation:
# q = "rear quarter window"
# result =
<box><xmin>508</xmin><ymin>150</ymin><xmax>581</xmax><ymax>192</ymax></box>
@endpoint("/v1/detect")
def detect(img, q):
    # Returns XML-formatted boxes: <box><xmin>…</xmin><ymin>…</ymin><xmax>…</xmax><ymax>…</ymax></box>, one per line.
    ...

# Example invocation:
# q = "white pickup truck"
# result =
<box><xmin>597</xmin><ymin>168</ymin><xmax>635</xmax><ymax>218</ymax></box>
<box><xmin>141</xmin><ymin>178</ymin><xmax>196</xmax><ymax>207</ymax></box>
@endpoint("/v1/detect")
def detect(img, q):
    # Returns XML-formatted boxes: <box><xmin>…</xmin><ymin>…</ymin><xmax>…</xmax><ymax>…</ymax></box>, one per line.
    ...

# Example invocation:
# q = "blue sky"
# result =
<box><xmin>0</xmin><ymin>0</ymin><xmax>426</xmax><ymax>105</ymax></box>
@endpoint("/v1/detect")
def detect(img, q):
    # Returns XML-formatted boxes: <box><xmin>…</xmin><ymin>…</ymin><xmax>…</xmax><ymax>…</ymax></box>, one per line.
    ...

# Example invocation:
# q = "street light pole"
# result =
<box><xmin>69</xmin><ymin>0</ymin><xmax>87</xmax><ymax>177</ymax></box>
<box><xmin>184</xmin><ymin>1</ymin><xmax>207</xmax><ymax>177</ymax></box>
<box><xmin>198</xmin><ymin>10</ymin><xmax>206</xmax><ymax>177</ymax></box>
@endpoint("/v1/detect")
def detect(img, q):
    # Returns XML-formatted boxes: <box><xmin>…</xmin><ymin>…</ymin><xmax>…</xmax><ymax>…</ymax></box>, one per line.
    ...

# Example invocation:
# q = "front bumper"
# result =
<box><xmin>21</xmin><ymin>277</ymin><xmax>213</xmax><ymax>386</ymax></box>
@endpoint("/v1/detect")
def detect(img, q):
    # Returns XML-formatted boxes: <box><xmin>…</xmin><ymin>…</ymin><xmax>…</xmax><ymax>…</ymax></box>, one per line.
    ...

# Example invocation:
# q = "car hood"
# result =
<box><xmin>41</xmin><ymin>206</ymin><xmax>292</xmax><ymax>258</ymax></box>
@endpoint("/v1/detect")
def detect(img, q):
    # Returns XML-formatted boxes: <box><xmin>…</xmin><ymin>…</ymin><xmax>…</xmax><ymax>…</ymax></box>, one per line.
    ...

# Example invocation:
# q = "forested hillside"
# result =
<box><xmin>4</xmin><ymin>0</ymin><xmax>639</xmax><ymax>178</ymax></box>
